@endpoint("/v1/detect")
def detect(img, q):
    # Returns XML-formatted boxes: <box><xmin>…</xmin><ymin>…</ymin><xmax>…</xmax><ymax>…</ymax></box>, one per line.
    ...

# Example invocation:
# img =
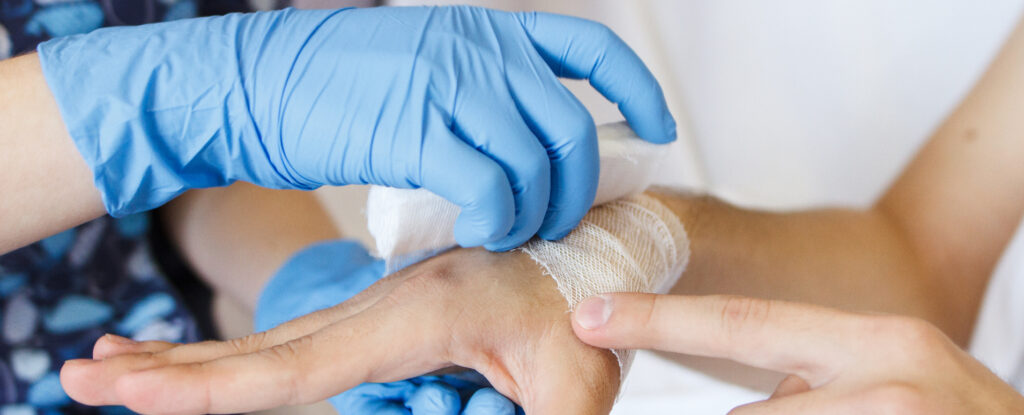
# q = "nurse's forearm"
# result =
<box><xmin>648</xmin><ymin>189</ymin><xmax>951</xmax><ymax>340</ymax></box>
<box><xmin>0</xmin><ymin>53</ymin><xmax>105</xmax><ymax>254</ymax></box>
<box><xmin>159</xmin><ymin>183</ymin><xmax>340</xmax><ymax>310</ymax></box>
<box><xmin>650</xmin><ymin>18</ymin><xmax>1024</xmax><ymax>347</ymax></box>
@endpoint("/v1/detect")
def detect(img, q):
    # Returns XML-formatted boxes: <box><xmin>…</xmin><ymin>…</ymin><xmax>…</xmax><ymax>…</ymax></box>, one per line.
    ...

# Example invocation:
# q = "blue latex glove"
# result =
<box><xmin>38</xmin><ymin>6</ymin><xmax>675</xmax><ymax>250</ymax></box>
<box><xmin>335</xmin><ymin>376</ymin><xmax>519</xmax><ymax>415</ymax></box>
<box><xmin>254</xmin><ymin>240</ymin><xmax>519</xmax><ymax>415</ymax></box>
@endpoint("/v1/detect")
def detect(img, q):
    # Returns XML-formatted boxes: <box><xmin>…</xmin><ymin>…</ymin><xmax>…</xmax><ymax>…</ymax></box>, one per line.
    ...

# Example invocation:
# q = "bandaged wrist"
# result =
<box><xmin>520</xmin><ymin>193</ymin><xmax>688</xmax><ymax>374</ymax></box>
<box><xmin>365</xmin><ymin>122</ymin><xmax>690</xmax><ymax>377</ymax></box>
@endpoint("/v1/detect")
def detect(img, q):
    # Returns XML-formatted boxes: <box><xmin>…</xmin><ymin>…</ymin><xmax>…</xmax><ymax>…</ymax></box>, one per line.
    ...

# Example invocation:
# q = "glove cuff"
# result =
<box><xmin>35</xmin><ymin>9</ymin><xmax>353</xmax><ymax>216</ymax></box>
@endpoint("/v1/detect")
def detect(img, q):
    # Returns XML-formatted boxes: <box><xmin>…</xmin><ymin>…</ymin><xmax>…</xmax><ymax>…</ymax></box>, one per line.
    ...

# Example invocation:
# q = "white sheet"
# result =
<box><xmin>971</xmin><ymin>218</ymin><xmax>1024</xmax><ymax>391</ymax></box>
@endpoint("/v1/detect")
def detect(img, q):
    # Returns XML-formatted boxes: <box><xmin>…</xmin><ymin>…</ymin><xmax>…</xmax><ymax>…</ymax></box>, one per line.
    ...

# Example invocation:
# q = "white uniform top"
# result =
<box><xmin>381</xmin><ymin>0</ymin><xmax>1024</xmax><ymax>412</ymax></box>
<box><xmin>973</xmin><ymin>218</ymin><xmax>1024</xmax><ymax>391</ymax></box>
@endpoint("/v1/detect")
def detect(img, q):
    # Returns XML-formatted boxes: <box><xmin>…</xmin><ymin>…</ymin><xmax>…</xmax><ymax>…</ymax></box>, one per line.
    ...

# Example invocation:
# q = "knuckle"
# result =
<box><xmin>864</xmin><ymin>383</ymin><xmax>932</xmax><ymax>414</ymax></box>
<box><xmin>520</xmin><ymin>146</ymin><xmax>551</xmax><ymax>182</ymax></box>
<box><xmin>636</xmin><ymin>295</ymin><xmax>662</xmax><ymax>337</ymax></box>
<box><xmin>263</xmin><ymin>336</ymin><xmax>309</xmax><ymax>365</ymax></box>
<box><xmin>555</xmin><ymin>119</ymin><xmax>598</xmax><ymax>158</ymax></box>
<box><xmin>226</xmin><ymin>332</ymin><xmax>269</xmax><ymax>354</ymax></box>
<box><xmin>550</xmin><ymin>103</ymin><xmax>595</xmax><ymax>140</ymax></box>
<box><xmin>503</xmin><ymin>143</ymin><xmax>551</xmax><ymax>196</ymax></box>
<box><xmin>471</xmin><ymin>164</ymin><xmax>510</xmax><ymax>196</ymax></box>
<box><xmin>587</xmin><ymin>21</ymin><xmax>620</xmax><ymax>43</ymax></box>
<box><xmin>121</xmin><ymin>350</ymin><xmax>167</xmax><ymax>371</ymax></box>
<box><xmin>714</xmin><ymin>296</ymin><xmax>773</xmax><ymax>358</ymax></box>
<box><xmin>386</xmin><ymin>266</ymin><xmax>458</xmax><ymax>307</ymax></box>
<box><xmin>718</xmin><ymin>296</ymin><xmax>772</xmax><ymax>331</ymax></box>
<box><xmin>632</xmin><ymin>294</ymin><xmax>677</xmax><ymax>350</ymax></box>
<box><xmin>870</xmin><ymin>316</ymin><xmax>945</xmax><ymax>355</ymax></box>
<box><xmin>260</xmin><ymin>336</ymin><xmax>315</xmax><ymax>405</ymax></box>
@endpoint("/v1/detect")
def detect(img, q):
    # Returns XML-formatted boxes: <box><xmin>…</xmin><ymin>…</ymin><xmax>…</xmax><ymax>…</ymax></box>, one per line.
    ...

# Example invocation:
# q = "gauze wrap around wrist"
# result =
<box><xmin>520</xmin><ymin>192</ymin><xmax>688</xmax><ymax>373</ymax></box>
<box><xmin>365</xmin><ymin>122</ymin><xmax>690</xmax><ymax>376</ymax></box>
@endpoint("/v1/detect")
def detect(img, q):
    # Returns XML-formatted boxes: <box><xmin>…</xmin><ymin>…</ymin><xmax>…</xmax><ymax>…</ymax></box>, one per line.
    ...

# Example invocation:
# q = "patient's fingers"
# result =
<box><xmin>147</xmin><ymin>271</ymin><xmax>408</xmax><ymax>362</ymax></box>
<box><xmin>92</xmin><ymin>334</ymin><xmax>175</xmax><ymax>360</ymax></box>
<box><xmin>65</xmin><ymin>272</ymin><xmax>413</xmax><ymax>406</ymax></box>
<box><xmin>572</xmin><ymin>293</ymin><xmax>854</xmax><ymax>385</ymax></box>
<box><xmin>65</xmin><ymin>315</ymin><xmax>362</xmax><ymax>407</ymax></box>
<box><xmin>728</xmin><ymin>388</ymin><xmax>846</xmax><ymax>415</ymax></box>
<box><xmin>115</xmin><ymin>309</ymin><xmax>445</xmax><ymax>415</ymax></box>
<box><xmin>771</xmin><ymin>375</ymin><xmax>812</xmax><ymax>399</ymax></box>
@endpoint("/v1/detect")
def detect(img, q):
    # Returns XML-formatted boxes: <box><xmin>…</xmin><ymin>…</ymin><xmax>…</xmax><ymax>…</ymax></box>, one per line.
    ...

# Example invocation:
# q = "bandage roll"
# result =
<box><xmin>367</xmin><ymin>122</ymin><xmax>668</xmax><ymax>273</ymax></box>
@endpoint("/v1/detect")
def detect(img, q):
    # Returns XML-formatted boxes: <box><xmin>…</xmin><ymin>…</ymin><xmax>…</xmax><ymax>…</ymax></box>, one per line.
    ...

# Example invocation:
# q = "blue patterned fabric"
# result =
<box><xmin>0</xmin><ymin>216</ymin><xmax>202</xmax><ymax>414</ymax></box>
<box><xmin>0</xmin><ymin>0</ymin><xmax>200</xmax><ymax>60</ymax></box>
<box><xmin>1</xmin><ymin>1</ymin><xmax>249</xmax><ymax>413</ymax></box>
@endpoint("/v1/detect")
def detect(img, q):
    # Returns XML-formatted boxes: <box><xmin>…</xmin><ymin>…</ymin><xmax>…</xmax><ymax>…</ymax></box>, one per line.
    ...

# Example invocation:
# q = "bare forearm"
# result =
<box><xmin>160</xmin><ymin>183</ymin><xmax>340</xmax><ymax>310</ymax></box>
<box><xmin>0</xmin><ymin>53</ymin><xmax>104</xmax><ymax>253</ymax></box>
<box><xmin>648</xmin><ymin>190</ymin><xmax>952</xmax><ymax>340</ymax></box>
<box><xmin>649</xmin><ymin>20</ymin><xmax>1024</xmax><ymax>347</ymax></box>
<box><xmin>878</xmin><ymin>19</ymin><xmax>1024</xmax><ymax>344</ymax></box>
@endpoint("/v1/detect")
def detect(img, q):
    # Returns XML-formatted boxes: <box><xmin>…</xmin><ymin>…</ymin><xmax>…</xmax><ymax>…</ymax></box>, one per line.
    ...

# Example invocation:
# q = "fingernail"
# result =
<box><xmin>575</xmin><ymin>295</ymin><xmax>612</xmax><ymax>330</ymax></box>
<box><xmin>104</xmin><ymin>334</ymin><xmax>137</xmax><ymax>345</ymax></box>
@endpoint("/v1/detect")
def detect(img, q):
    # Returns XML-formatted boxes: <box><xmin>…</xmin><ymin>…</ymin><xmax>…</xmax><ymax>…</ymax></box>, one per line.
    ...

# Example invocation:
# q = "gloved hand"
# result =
<box><xmin>253</xmin><ymin>240</ymin><xmax>518</xmax><ymax>415</ymax></box>
<box><xmin>38</xmin><ymin>6</ymin><xmax>675</xmax><ymax>250</ymax></box>
<box><xmin>335</xmin><ymin>375</ymin><xmax>519</xmax><ymax>415</ymax></box>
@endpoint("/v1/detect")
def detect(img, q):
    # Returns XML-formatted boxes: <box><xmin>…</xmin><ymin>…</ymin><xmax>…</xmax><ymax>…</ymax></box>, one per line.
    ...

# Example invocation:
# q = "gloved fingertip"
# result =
<box><xmin>454</xmin><ymin>214</ymin><xmax>513</xmax><ymax>248</ymax></box>
<box><xmin>629</xmin><ymin>105</ymin><xmax>677</xmax><ymax>144</ymax></box>
<box><xmin>483</xmin><ymin>230</ymin><xmax>535</xmax><ymax>252</ymax></box>
<box><xmin>536</xmin><ymin>214</ymin><xmax>582</xmax><ymax>241</ymax></box>
<box><xmin>454</xmin><ymin>227</ymin><xmax>500</xmax><ymax>248</ymax></box>
<box><xmin>462</xmin><ymin>388</ymin><xmax>515</xmax><ymax>415</ymax></box>
<box><xmin>662</xmin><ymin>108</ymin><xmax>679</xmax><ymax>143</ymax></box>
<box><xmin>483</xmin><ymin>241</ymin><xmax>517</xmax><ymax>252</ymax></box>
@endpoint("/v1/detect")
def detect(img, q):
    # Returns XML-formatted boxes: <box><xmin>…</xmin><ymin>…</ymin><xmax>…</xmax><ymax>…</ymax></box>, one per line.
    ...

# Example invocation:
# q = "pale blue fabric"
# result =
<box><xmin>37</xmin><ymin>6</ymin><xmax>675</xmax><ymax>250</ymax></box>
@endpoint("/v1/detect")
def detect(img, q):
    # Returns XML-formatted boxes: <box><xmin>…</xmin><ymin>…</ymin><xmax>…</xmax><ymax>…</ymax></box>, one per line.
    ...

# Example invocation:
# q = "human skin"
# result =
<box><xmin>157</xmin><ymin>182</ymin><xmax>340</xmax><ymax>311</ymax></box>
<box><xmin>0</xmin><ymin>54</ymin><xmax>105</xmax><ymax>253</ymax></box>
<box><xmin>573</xmin><ymin>293</ymin><xmax>1024</xmax><ymax>414</ymax></box>
<box><xmin>57</xmin><ymin>13</ymin><xmax>1024</xmax><ymax>415</ymax></box>
<box><xmin>645</xmin><ymin>13</ymin><xmax>1024</xmax><ymax>349</ymax></box>
<box><xmin>63</xmin><ymin>247</ymin><xmax>619</xmax><ymax>415</ymax></box>
<box><xmin>566</xmin><ymin>17</ymin><xmax>1024</xmax><ymax>414</ymax></box>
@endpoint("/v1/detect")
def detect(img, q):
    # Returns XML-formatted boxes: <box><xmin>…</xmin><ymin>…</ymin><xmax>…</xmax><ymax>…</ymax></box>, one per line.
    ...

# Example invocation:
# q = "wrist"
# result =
<box><xmin>645</xmin><ymin>186</ymin><xmax>713</xmax><ymax>247</ymax></box>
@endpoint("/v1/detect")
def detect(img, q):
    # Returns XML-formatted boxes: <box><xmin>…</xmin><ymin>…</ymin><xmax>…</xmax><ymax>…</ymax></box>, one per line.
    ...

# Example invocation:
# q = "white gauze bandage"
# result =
<box><xmin>365</xmin><ymin>122</ymin><xmax>690</xmax><ymax>375</ymax></box>
<box><xmin>520</xmin><ymin>192</ymin><xmax>688</xmax><ymax>373</ymax></box>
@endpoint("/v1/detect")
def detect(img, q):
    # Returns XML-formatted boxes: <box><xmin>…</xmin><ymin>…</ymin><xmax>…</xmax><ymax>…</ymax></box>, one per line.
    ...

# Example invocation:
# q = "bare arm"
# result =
<box><xmin>651</xmin><ymin>19</ymin><xmax>1024</xmax><ymax>346</ymax></box>
<box><xmin>159</xmin><ymin>183</ymin><xmax>340</xmax><ymax>310</ymax></box>
<box><xmin>1</xmin><ymin>53</ymin><xmax>341</xmax><ymax>303</ymax></box>
<box><xmin>0</xmin><ymin>54</ymin><xmax>105</xmax><ymax>253</ymax></box>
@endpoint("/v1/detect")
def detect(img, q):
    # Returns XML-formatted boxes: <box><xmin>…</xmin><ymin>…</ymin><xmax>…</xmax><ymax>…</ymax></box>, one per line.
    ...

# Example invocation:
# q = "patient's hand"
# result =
<box><xmin>60</xmin><ymin>248</ymin><xmax>619</xmax><ymax>414</ymax></box>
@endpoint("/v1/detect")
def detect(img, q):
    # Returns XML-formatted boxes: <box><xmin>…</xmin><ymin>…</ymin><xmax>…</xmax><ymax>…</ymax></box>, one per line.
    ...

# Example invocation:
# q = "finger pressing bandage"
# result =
<box><xmin>520</xmin><ymin>192</ymin><xmax>688</xmax><ymax>374</ymax></box>
<box><xmin>365</xmin><ymin>122</ymin><xmax>690</xmax><ymax>378</ymax></box>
